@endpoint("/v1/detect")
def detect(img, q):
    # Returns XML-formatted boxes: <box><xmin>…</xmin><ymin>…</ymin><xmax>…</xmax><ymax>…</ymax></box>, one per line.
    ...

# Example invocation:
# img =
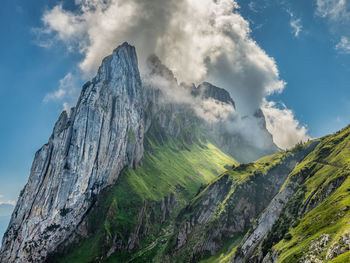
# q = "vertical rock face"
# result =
<box><xmin>0</xmin><ymin>42</ymin><xmax>144</xmax><ymax>263</ymax></box>
<box><xmin>0</xmin><ymin>43</ymin><xmax>280</xmax><ymax>263</ymax></box>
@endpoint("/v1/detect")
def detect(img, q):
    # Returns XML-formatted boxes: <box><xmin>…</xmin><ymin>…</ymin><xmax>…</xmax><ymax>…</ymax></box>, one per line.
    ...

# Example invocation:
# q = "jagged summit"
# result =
<box><xmin>146</xmin><ymin>54</ymin><xmax>178</xmax><ymax>85</ymax></box>
<box><xmin>1</xmin><ymin>42</ymin><xmax>279</xmax><ymax>262</ymax></box>
<box><xmin>192</xmin><ymin>82</ymin><xmax>236</xmax><ymax>109</ymax></box>
<box><xmin>146</xmin><ymin>54</ymin><xmax>236</xmax><ymax>109</ymax></box>
<box><xmin>95</xmin><ymin>42</ymin><xmax>139</xmax><ymax>84</ymax></box>
<box><xmin>0</xmin><ymin>42</ymin><xmax>144</xmax><ymax>263</ymax></box>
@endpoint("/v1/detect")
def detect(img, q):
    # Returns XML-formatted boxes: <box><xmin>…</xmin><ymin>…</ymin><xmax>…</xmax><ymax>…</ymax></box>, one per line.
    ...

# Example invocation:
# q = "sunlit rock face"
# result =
<box><xmin>0</xmin><ymin>42</ymin><xmax>144</xmax><ymax>263</ymax></box>
<box><xmin>0</xmin><ymin>42</ymin><xmax>279</xmax><ymax>263</ymax></box>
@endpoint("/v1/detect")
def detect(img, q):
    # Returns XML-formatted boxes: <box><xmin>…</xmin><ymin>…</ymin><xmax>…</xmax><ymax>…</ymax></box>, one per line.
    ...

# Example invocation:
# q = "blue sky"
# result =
<box><xmin>0</xmin><ymin>0</ymin><xmax>349</xmax><ymax>208</ymax></box>
<box><xmin>237</xmin><ymin>0</ymin><xmax>350</xmax><ymax>137</ymax></box>
<box><xmin>0</xmin><ymin>0</ymin><xmax>83</xmax><ymax>204</ymax></box>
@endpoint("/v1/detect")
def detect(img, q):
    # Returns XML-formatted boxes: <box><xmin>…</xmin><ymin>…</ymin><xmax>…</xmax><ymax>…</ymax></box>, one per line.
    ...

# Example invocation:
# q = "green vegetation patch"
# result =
<box><xmin>49</xmin><ymin>122</ymin><xmax>236</xmax><ymax>263</ymax></box>
<box><xmin>271</xmin><ymin>125</ymin><xmax>350</xmax><ymax>263</ymax></box>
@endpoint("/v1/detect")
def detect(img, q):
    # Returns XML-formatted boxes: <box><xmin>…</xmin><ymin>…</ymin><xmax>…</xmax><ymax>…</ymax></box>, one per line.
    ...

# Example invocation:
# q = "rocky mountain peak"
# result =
<box><xmin>192</xmin><ymin>82</ymin><xmax>236</xmax><ymax>109</ymax></box>
<box><xmin>95</xmin><ymin>42</ymin><xmax>139</xmax><ymax>84</ymax></box>
<box><xmin>0</xmin><ymin>42</ymin><xmax>144</xmax><ymax>263</ymax></box>
<box><xmin>146</xmin><ymin>54</ymin><xmax>178</xmax><ymax>85</ymax></box>
<box><xmin>1</xmin><ymin>42</ymin><xmax>280</xmax><ymax>262</ymax></box>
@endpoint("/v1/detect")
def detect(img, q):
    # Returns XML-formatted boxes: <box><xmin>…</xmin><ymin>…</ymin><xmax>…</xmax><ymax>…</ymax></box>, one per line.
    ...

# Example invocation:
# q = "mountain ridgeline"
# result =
<box><xmin>1</xmin><ymin>43</ymin><xmax>349</xmax><ymax>263</ymax></box>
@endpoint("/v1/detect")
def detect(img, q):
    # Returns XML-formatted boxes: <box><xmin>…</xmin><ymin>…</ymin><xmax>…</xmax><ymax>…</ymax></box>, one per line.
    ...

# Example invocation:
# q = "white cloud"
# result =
<box><xmin>43</xmin><ymin>72</ymin><xmax>80</xmax><ymax>111</ymax></box>
<box><xmin>248</xmin><ymin>1</ymin><xmax>258</xmax><ymax>13</ymax></box>
<box><xmin>285</xmin><ymin>9</ymin><xmax>303</xmax><ymax>38</ymax></box>
<box><xmin>336</xmin><ymin>36</ymin><xmax>350</xmax><ymax>53</ymax></box>
<box><xmin>316</xmin><ymin>0</ymin><xmax>349</xmax><ymax>22</ymax></box>
<box><xmin>290</xmin><ymin>17</ymin><xmax>302</xmax><ymax>38</ymax></box>
<box><xmin>144</xmin><ymin>73</ymin><xmax>235</xmax><ymax>124</ymax></box>
<box><xmin>0</xmin><ymin>194</ymin><xmax>16</xmax><ymax>206</ymax></box>
<box><xmin>37</xmin><ymin>0</ymin><xmax>285</xmax><ymax>115</ymax></box>
<box><xmin>36</xmin><ymin>0</ymin><xmax>309</xmax><ymax>149</ymax></box>
<box><xmin>0</xmin><ymin>200</ymin><xmax>16</xmax><ymax>206</ymax></box>
<box><xmin>262</xmin><ymin>100</ymin><xmax>310</xmax><ymax>150</ymax></box>
<box><xmin>315</xmin><ymin>0</ymin><xmax>350</xmax><ymax>54</ymax></box>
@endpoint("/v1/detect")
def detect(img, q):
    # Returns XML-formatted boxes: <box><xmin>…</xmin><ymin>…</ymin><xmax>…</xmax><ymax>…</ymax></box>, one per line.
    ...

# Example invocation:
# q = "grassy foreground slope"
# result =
<box><xmin>194</xmin><ymin>153</ymin><xmax>293</xmax><ymax>263</ymax></box>
<box><xmin>269</xmin><ymin>125</ymin><xmax>350</xmax><ymax>263</ymax></box>
<box><xmin>48</xmin><ymin>123</ymin><xmax>237</xmax><ymax>263</ymax></box>
<box><xmin>225</xmin><ymin>126</ymin><xmax>350</xmax><ymax>263</ymax></box>
<box><xmin>163</xmin><ymin>141</ymin><xmax>319</xmax><ymax>263</ymax></box>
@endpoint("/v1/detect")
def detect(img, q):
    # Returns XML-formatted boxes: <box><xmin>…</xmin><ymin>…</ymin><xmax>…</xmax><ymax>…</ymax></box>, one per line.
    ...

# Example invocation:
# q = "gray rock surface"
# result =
<box><xmin>1</xmin><ymin>43</ymin><xmax>280</xmax><ymax>263</ymax></box>
<box><xmin>231</xmin><ymin>184</ymin><xmax>295</xmax><ymax>263</ymax></box>
<box><xmin>0</xmin><ymin>42</ymin><xmax>144</xmax><ymax>263</ymax></box>
<box><xmin>167</xmin><ymin>141</ymin><xmax>319</xmax><ymax>262</ymax></box>
<box><xmin>230</xmin><ymin>140</ymin><xmax>320</xmax><ymax>263</ymax></box>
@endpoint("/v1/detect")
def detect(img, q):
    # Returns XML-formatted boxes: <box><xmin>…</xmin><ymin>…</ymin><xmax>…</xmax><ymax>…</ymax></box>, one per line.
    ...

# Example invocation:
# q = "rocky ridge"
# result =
<box><xmin>0</xmin><ymin>43</ymin><xmax>144</xmax><ymax>263</ymax></box>
<box><xmin>164</xmin><ymin>141</ymin><xmax>318</xmax><ymax>262</ymax></box>
<box><xmin>1</xmin><ymin>42</ymin><xmax>280</xmax><ymax>263</ymax></box>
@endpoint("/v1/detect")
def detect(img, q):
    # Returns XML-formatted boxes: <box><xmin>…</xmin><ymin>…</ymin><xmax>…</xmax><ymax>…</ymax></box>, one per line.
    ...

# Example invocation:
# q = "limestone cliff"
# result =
<box><xmin>0</xmin><ymin>42</ymin><xmax>279</xmax><ymax>263</ymax></box>
<box><xmin>0</xmin><ymin>43</ymin><xmax>144</xmax><ymax>263</ymax></box>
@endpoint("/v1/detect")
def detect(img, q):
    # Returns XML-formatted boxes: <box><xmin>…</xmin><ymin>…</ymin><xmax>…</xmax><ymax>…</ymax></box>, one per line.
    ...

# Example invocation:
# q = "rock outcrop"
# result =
<box><xmin>163</xmin><ymin>142</ymin><xmax>317</xmax><ymax>262</ymax></box>
<box><xmin>0</xmin><ymin>43</ymin><xmax>144</xmax><ymax>263</ymax></box>
<box><xmin>230</xmin><ymin>141</ymin><xmax>319</xmax><ymax>263</ymax></box>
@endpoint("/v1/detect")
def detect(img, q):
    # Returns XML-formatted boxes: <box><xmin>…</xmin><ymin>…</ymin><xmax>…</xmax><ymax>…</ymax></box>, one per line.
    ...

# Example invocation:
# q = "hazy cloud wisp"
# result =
<box><xmin>336</xmin><ymin>36</ymin><xmax>350</xmax><ymax>54</ymax></box>
<box><xmin>262</xmin><ymin>100</ymin><xmax>310</xmax><ymax>149</ymax></box>
<box><xmin>38</xmin><ymin>0</ymin><xmax>309</xmax><ymax>149</ymax></box>
<box><xmin>39</xmin><ymin>0</ymin><xmax>285</xmax><ymax>114</ymax></box>
<box><xmin>43</xmin><ymin>72</ymin><xmax>80</xmax><ymax>112</ymax></box>
<box><xmin>316</xmin><ymin>0</ymin><xmax>350</xmax><ymax>22</ymax></box>
<box><xmin>289</xmin><ymin>13</ymin><xmax>303</xmax><ymax>38</ymax></box>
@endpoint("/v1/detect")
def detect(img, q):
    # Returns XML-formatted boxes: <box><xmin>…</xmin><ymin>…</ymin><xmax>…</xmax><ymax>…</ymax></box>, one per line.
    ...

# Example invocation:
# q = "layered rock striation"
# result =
<box><xmin>0</xmin><ymin>43</ymin><xmax>144</xmax><ymax>262</ymax></box>
<box><xmin>1</xmin><ymin>42</ymin><xmax>279</xmax><ymax>262</ymax></box>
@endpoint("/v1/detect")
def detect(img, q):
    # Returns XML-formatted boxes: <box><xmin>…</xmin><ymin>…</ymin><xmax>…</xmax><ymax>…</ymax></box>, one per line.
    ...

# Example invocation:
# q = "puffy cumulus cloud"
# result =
<box><xmin>38</xmin><ymin>0</ymin><xmax>309</xmax><ymax>149</ymax></box>
<box><xmin>38</xmin><ymin>0</ymin><xmax>285</xmax><ymax>115</ymax></box>
<box><xmin>43</xmin><ymin>73</ymin><xmax>80</xmax><ymax>111</ymax></box>
<box><xmin>262</xmin><ymin>100</ymin><xmax>310</xmax><ymax>150</ymax></box>
<box><xmin>144</xmin><ymin>74</ymin><xmax>235</xmax><ymax>123</ymax></box>
<box><xmin>336</xmin><ymin>36</ymin><xmax>350</xmax><ymax>54</ymax></box>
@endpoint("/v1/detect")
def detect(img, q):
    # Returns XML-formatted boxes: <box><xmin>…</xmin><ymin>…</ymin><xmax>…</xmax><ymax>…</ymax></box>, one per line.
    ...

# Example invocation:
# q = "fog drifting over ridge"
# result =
<box><xmin>38</xmin><ymin>0</ymin><xmax>309</xmax><ymax>149</ymax></box>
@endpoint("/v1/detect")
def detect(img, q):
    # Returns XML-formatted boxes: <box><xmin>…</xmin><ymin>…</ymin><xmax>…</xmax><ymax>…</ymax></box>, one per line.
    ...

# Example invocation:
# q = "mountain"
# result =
<box><xmin>162</xmin><ymin>126</ymin><xmax>350</xmax><ymax>263</ymax></box>
<box><xmin>1</xmin><ymin>43</ymin><xmax>145</xmax><ymax>262</ymax></box>
<box><xmin>163</xmin><ymin>140</ymin><xmax>319</xmax><ymax>262</ymax></box>
<box><xmin>3</xmin><ymin>42</ymin><xmax>348</xmax><ymax>263</ymax></box>
<box><xmin>0</xmin><ymin>43</ymin><xmax>277</xmax><ymax>262</ymax></box>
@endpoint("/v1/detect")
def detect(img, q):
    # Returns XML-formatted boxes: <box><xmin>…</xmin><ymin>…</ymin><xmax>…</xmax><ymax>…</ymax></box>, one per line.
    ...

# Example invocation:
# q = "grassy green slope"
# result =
<box><xmin>269</xmin><ymin>125</ymin><xmax>350</xmax><ymax>263</ymax></box>
<box><xmin>179</xmin><ymin>140</ymin><xmax>318</xmax><ymax>263</ymax></box>
<box><xmin>49</xmin><ymin>124</ymin><xmax>237</xmax><ymax>263</ymax></box>
<box><xmin>192</xmin><ymin>150</ymin><xmax>287</xmax><ymax>210</ymax></box>
<box><xmin>167</xmin><ymin>144</ymin><xmax>316</xmax><ymax>263</ymax></box>
<box><xmin>195</xmin><ymin>153</ymin><xmax>288</xmax><ymax>263</ymax></box>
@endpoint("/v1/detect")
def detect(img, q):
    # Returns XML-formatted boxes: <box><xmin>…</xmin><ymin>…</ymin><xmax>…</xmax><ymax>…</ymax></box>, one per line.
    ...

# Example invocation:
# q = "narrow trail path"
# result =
<box><xmin>126</xmin><ymin>225</ymin><xmax>173</xmax><ymax>263</ymax></box>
